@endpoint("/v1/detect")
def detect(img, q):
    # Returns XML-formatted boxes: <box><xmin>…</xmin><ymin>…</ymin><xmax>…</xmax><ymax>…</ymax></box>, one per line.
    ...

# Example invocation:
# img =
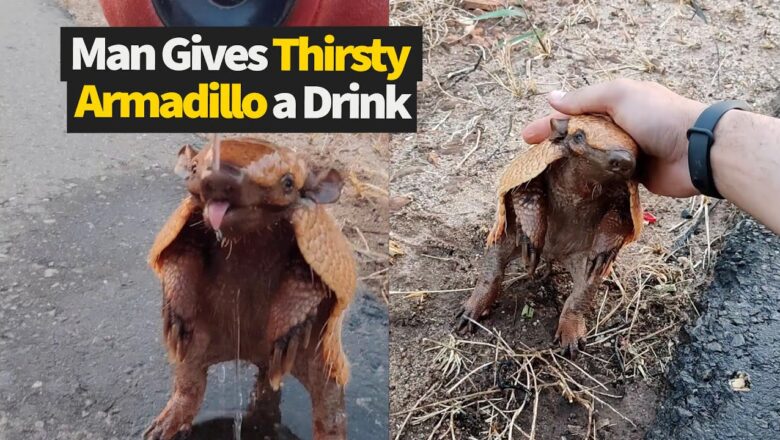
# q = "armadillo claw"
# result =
<box><xmin>268</xmin><ymin>319</ymin><xmax>312</xmax><ymax>390</ymax></box>
<box><xmin>454</xmin><ymin>303</ymin><xmax>490</xmax><ymax>335</ymax></box>
<box><xmin>454</xmin><ymin>309</ymin><xmax>475</xmax><ymax>335</ymax></box>
<box><xmin>517</xmin><ymin>234</ymin><xmax>541</xmax><ymax>277</ymax></box>
<box><xmin>558</xmin><ymin>335</ymin><xmax>585</xmax><ymax>360</ymax></box>
<box><xmin>555</xmin><ymin>315</ymin><xmax>587</xmax><ymax>360</ymax></box>
<box><xmin>585</xmin><ymin>248</ymin><xmax>618</xmax><ymax>285</ymax></box>
<box><xmin>301</xmin><ymin>320</ymin><xmax>312</xmax><ymax>350</ymax></box>
<box><xmin>455</xmin><ymin>279</ymin><xmax>502</xmax><ymax>335</ymax></box>
<box><xmin>164</xmin><ymin>313</ymin><xmax>191</xmax><ymax>363</ymax></box>
<box><xmin>537</xmin><ymin>262</ymin><xmax>553</xmax><ymax>283</ymax></box>
<box><xmin>525</xmin><ymin>242</ymin><xmax>540</xmax><ymax>278</ymax></box>
<box><xmin>144</xmin><ymin>410</ymin><xmax>192</xmax><ymax>440</ymax></box>
<box><xmin>269</xmin><ymin>342</ymin><xmax>284</xmax><ymax>391</ymax></box>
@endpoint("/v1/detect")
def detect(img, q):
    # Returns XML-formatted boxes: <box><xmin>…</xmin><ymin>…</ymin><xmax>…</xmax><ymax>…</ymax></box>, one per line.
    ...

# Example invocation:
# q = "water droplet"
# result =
<box><xmin>233</xmin><ymin>358</ymin><xmax>243</xmax><ymax>439</ymax></box>
<box><xmin>234</xmin><ymin>287</ymin><xmax>242</xmax><ymax>440</ymax></box>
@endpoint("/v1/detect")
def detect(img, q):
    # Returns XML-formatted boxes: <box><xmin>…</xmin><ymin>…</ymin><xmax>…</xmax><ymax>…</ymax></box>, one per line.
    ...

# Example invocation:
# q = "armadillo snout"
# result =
<box><xmin>201</xmin><ymin>169</ymin><xmax>240</xmax><ymax>203</ymax></box>
<box><xmin>607</xmin><ymin>149</ymin><xmax>635</xmax><ymax>178</ymax></box>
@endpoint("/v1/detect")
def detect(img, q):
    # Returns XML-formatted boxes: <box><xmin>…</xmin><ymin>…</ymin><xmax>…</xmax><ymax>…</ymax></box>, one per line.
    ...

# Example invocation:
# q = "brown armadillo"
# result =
<box><xmin>457</xmin><ymin>115</ymin><xmax>643</xmax><ymax>358</ymax></box>
<box><xmin>145</xmin><ymin>138</ymin><xmax>356</xmax><ymax>440</ymax></box>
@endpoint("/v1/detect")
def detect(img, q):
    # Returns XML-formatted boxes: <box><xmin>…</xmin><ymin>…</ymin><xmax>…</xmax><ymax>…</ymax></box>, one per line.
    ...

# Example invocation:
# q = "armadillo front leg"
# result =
<box><xmin>556</xmin><ymin>207</ymin><xmax>632</xmax><ymax>358</ymax></box>
<box><xmin>160</xmin><ymin>245</ymin><xmax>203</xmax><ymax>362</ymax></box>
<box><xmin>265</xmin><ymin>264</ymin><xmax>330</xmax><ymax>390</ymax></box>
<box><xmin>147</xmin><ymin>237</ymin><xmax>208</xmax><ymax>439</ymax></box>
<box><xmin>585</xmin><ymin>206</ymin><xmax>632</xmax><ymax>285</ymax></box>
<box><xmin>512</xmin><ymin>176</ymin><xmax>548</xmax><ymax>276</ymax></box>
<box><xmin>272</xmin><ymin>270</ymin><xmax>346</xmax><ymax>439</ymax></box>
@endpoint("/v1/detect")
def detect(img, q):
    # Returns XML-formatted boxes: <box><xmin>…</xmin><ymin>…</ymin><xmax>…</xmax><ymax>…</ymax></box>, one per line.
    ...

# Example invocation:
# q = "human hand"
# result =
<box><xmin>522</xmin><ymin>79</ymin><xmax>707</xmax><ymax>198</ymax></box>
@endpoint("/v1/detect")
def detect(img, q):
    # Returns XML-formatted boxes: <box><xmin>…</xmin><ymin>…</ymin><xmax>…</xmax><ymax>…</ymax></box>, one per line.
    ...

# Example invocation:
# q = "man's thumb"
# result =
<box><xmin>548</xmin><ymin>88</ymin><xmax>588</xmax><ymax>115</ymax></box>
<box><xmin>549</xmin><ymin>90</ymin><xmax>567</xmax><ymax>103</ymax></box>
<box><xmin>547</xmin><ymin>83</ymin><xmax>614</xmax><ymax>115</ymax></box>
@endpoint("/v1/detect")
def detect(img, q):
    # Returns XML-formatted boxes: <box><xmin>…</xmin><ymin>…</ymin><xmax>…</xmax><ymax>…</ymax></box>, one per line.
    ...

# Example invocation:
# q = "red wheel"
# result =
<box><xmin>98</xmin><ymin>0</ymin><xmax>388</xmax><ymax>27</ymax></box>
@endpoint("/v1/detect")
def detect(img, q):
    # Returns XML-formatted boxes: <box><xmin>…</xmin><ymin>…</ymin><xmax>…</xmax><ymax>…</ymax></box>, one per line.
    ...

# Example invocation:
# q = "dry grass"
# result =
<box><xmin>390</xmin><ymin>194</ymin><xmax>736</xmax><ymax>439</ymax></box>
<box><xmin>393</xmin><ymin>333</ymin><xmax>625</xmax><ymax>440</ymax></box>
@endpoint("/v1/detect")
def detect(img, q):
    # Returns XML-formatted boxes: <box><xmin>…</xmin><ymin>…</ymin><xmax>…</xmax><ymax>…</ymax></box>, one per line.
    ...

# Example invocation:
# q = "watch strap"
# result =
<box><xmin>686</xmin><ymin>100</ymin><xmax>748</xmax><ymax>198</ymax></box>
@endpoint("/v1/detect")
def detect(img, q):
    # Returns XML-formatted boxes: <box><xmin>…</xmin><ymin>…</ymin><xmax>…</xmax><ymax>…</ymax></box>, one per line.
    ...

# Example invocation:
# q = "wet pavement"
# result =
<box><xmin>647</xmin><ymin>217</ymin><xmax>780</xmax><ymax>439</ymax></box>
<box><xmin>0</xmin><ymin>1</ymin><xmax>388</xmax><ymax>438</ymax></box>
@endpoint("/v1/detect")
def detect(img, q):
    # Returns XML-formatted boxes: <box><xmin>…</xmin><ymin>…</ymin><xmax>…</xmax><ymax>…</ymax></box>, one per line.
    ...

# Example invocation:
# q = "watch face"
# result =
<box><xmin>151</xmin><ymin>0</ymin><xmax>296</xmax><ymax>26</ymax></box>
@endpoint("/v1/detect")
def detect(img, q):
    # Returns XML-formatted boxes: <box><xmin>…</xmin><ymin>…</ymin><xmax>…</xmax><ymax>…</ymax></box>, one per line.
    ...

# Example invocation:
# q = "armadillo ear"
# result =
<box><xmin>549</xmin><ymin>118</ymin><xmax>569</xmax><ymax>143</ymax></box>
<box><xmin>174</xmin><ymin>145</ymin><xmax>198</xmax><ymax>178</ymax></box>
<box><xmin>303</xmin><ymin>169</ymin><xmax>343</xmax><ymax>204</ymax></box>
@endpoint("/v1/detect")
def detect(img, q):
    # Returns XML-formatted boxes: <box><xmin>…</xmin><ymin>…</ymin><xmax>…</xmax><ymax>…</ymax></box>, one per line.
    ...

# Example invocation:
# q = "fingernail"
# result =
<box><xmin>549</xmin><ymin>90</ymin><xmax>566</xmax><ymax>101</ymax></box>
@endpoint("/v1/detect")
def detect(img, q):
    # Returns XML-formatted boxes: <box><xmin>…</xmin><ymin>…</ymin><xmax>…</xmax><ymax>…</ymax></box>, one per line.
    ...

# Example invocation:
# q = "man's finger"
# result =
<box><xmin>523</xmin><ymin>80</ymin><xmax>634</xmax><ymax>144</ymax></box>
<box><xmin>548</xmin><ymin>80</ymin><xmax>631</xmax><ymax>115</ymax></box>
<box><xmin>521</xmin><ymin>110</ymin><xmax>569</xmax><ymax>144</ymax></box>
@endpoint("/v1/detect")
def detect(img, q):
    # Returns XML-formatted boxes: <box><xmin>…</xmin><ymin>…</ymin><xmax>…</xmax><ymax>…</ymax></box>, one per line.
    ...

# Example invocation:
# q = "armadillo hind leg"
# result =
<box><xmin>510</xmin><ymin>176</ymin><xmax>548</xmax><ymax>277</ymax></box>
<box><xmin>288</xmin><ymin>296</ymin><xmax>347</xmax><ymax>439</ymax></box>
<box><xmin>247</xmin><ymin>367</ymin><xmax>282</xmax><ymax>423</ymax></box>
<box><xmin>557</xmin><ymin>206</ymin><xmax>633</xmax><ymax>358</ymax></box>
<box><xmin>456</xmin><ymin>198</ymin><xmax>521</xmax><ymax>334</ymax></box>
<box><xmin>145</xmin><ymin>362</ymin><xmax>207</xmax><ymax>440</ymax></box>
<box><xmin>556</xmin><ymin>278</ymin><xmax>598</xmax><ymax>360</ymax></box>
<box><xmin>297</xmin><ymin>360</ymin><xmax>346</xmax><ymax>439</ymax></box>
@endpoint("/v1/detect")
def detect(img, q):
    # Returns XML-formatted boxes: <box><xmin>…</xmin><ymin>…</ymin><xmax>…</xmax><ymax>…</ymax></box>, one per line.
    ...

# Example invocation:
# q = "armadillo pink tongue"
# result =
<box><xmin>205</xmin><ymin>201</ymin><xmax>229</xmax><ymax>230</ymax></box>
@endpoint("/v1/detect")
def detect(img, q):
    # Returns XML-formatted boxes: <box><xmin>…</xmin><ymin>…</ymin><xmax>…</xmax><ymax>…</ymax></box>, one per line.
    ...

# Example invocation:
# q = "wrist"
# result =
<box><xmin>710</xmin><ymin>110</ymin><xmax>748</xmax><ymax>200</ymax></box>
<box><xmin>710</xmin><ymin>110</ymin><xmax>780</xmax><ymax>233</ymax></box>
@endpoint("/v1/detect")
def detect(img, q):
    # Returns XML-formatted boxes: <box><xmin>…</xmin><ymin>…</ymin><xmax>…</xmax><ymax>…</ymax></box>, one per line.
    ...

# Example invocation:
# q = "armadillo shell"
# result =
<box><xmin>486</xmin><ymin>141</ymin><xmax>565</xmax><ymax>246</ymax></box>
<box><xmin>486</xmin><ymin>140</ymin><xmax>643</xmax><ymax>247</ymax></box>
<box><xmin>626</xmin><ymin>180</ymin><xmax>643</xmax><ymax>244</ymax></box>
<box><xmin>291</xmin><ymin>201</ymin><xmax>357</xmax><ymax>386</ymax></box>
<box><xmin>148</xmin><ymin>197</ymin><xmax>357</xmax><ymax>386</ymax></box>
<box><xmin>148</xmin><ymin>195</ymin><xmax>199</xmax><ymax>275</ymax></box>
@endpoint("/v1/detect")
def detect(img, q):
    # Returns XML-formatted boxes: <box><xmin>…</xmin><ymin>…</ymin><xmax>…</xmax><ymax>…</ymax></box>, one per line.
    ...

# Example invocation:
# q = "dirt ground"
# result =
<box><xmin>389</xmin><ymin>0</ymin><xmax>778</xmax><ymax>439</ymax></box>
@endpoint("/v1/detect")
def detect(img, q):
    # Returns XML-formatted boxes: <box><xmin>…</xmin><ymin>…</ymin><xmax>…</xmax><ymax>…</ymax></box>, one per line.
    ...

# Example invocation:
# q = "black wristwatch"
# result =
<box><xmin>686</xmin><ymin>100</ymin><xmax>749</xmax><ymax>199</ymax></box>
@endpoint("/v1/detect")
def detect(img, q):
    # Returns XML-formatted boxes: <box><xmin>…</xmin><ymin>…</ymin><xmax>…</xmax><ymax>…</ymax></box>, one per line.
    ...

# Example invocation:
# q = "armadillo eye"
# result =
<box><xmin>281</xmin><ymin>174</ymin><xmax>294</xmax><ymax>192</ymax></box>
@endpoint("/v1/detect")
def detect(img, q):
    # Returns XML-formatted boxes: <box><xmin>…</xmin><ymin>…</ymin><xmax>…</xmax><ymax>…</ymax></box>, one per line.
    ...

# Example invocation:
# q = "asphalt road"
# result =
<box><xmin>647</xmin><ymin>217</ymin><xmax>780</xmax><ymax>439</ymax></box>
<box><xmin>0</xmin><ymin>1</ymin><xmax>388</xmax><ymax>439</ymax></box>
